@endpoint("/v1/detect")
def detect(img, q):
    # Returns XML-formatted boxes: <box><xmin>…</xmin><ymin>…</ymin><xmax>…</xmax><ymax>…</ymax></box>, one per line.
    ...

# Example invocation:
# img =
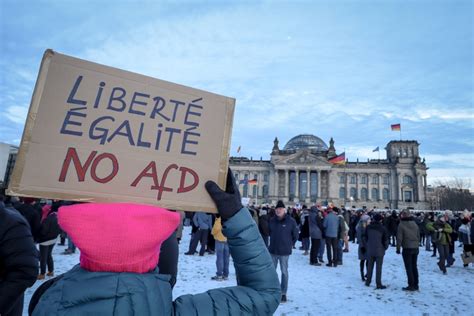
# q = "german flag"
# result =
<box><xmin>248</xmin><ymin>179</ymin><xmax>258</xmax><ymax>185</ymax></box>
<box><xmin>391</xmin><ymin>123</ymin><xmax>401</xmax><ymax>131</ymax></box>
<box><xmin>329</xmin><ymin>152</ymin><xmax>346</xmax><ymax>165</ymax></box>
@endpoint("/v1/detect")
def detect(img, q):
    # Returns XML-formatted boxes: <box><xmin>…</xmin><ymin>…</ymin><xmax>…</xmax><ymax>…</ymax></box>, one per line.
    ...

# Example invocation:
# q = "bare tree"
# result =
<box><xmin>429</xmin><ymin>178</ymin><xmax>473</xmax><ymax>212</ymax></box>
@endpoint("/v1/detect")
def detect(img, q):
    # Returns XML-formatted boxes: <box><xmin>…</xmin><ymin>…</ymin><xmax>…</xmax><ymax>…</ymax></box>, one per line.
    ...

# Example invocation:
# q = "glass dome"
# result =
<box><xmin>283</xmin><ymin>134</ymin><xmax>328</xmax><ymax>152</ymax></box>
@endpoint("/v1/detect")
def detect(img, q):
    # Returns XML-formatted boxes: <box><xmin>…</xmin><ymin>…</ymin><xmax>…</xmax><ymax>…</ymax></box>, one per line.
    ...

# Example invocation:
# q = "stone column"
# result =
<box><xmin>356</xmin><ymin>174</ymin><xmax>359</xmax><ymax>200</ymax></box>
<box><xmin>326</xmin><ymin>171</ymin><xmax>330</xmax><ymax>201</ymax></box>
<box><xmin>345</xmin><ymin>173</ymin><xmax>349</xmax><ymax>201</ymax></box>
<box><xmin>274</xmin><ymin>169</ymin><xmax>279</xmax><ymax>198</ymax></box>
<box><xmin>377</xmin><ymin>173</ymin><xmax>381</xmax><ymax>201</ymax></box>
<box><xmin>397</xmin><ymin>173</ymin><xmax>402</xmax><ymax>202</ymax></box>
<box><xmin>285</xmin><ymin>169</ymin><xmax>289</xmax><ymax>200</ymax></box>
<box><xmin>366</xmin><ymin>173</ymin><xmax>372</xmax><ymax>201</ymax></box>
<box><xmin>295</xmin><ymin>169</ymin><xmax>299</xmax><ymax>200</ymax></box>
<box><xmin>317</xmin><ymin>170</ymin><xmax>321</xmax><ymax>200</ymax></box>
<box><xmin>423</xmin><ymin>175</ymin><xmax>427</xmax><ymax>202</ymax></box>
<box><xmin>256</xmin><ymin>171</ymin><xmax>261</xmax><ymax>202</ymax></box>
<box><xmin>306</xmin><ymin>168</ymin><xmax>311</xmax><ymax>202</ymax></box>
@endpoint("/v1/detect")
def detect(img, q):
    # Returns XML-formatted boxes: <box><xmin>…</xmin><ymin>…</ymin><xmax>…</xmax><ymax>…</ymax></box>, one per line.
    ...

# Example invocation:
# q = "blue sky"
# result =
<box><xmin>0</xmin><ymin>0</ymin><xmax>473</xmax><ymax>187</ymax></box>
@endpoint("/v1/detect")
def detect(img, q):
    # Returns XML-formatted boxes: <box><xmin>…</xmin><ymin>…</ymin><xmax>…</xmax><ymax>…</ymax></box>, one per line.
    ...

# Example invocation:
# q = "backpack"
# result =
<box><xmin>38</xmin><ymin>212</ymin><xmax>61</xmax><ymax>242</ymax></box>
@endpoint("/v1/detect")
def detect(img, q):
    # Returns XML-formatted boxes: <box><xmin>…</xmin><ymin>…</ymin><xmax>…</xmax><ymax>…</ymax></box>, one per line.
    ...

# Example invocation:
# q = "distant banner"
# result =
<box><xmin>8</xmin><ymin>49</ymin><xmax>235</xmax><ymax>212</ymax></box>
<box><xmin>391</xmin><ymin>123</ymin><xmax>401</xmax><ymax>131</ymax></box>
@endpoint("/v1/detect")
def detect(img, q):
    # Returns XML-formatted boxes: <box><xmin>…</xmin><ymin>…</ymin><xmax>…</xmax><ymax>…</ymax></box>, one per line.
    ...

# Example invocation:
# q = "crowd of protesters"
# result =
<box><xmin>1</xmin><ymin>188</ymin><xmax>473</xmax><ymax>314</ymax></box>
<box><xmin>182</xmin><ymin>199</ymin><xmax>473</xmax><ymax>302</ymax></box>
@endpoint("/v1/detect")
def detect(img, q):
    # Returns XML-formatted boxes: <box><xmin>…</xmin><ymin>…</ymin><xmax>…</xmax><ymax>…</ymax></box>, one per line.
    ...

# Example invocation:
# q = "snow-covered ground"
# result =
<box><xmin>25</xmin><ymin>226</ymin><xmax>473</xmax><ymax>315</ymax></box>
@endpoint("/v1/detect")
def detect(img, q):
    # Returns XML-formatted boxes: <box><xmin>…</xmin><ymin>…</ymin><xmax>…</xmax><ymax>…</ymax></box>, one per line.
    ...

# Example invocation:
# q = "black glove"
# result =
<box><xmin>205</xmin><ymin>168</ymin><xmax>243</xmax><ymax>221</ymax></box>
<box><xmin>396</xmin><ymin>249</ymin><xmax>401</xmax><ymax>255</ymax></box>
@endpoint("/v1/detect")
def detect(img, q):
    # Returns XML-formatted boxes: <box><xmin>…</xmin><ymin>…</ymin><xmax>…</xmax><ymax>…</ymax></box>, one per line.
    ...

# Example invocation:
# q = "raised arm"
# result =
<box><xmin>173</xmin><ymin>169</ymin><xmax>280</xmax><ymax>315</ymax></box>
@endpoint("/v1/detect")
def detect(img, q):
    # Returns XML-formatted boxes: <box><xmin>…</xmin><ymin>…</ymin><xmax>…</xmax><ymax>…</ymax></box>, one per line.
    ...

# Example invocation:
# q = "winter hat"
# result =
<box><xmin>360</xmin><ymin>214</ymin><xmax>370</xmax><ymax>222</ymax></box>
<box><xmin>373</xmin><ymin>213</ymin><xmax>383</xmax><ymax>222</ymax></box>
<box><xmin>276</xmin><ymin>200</ymin><xmax>285</xmax><ymax>209</ymax></box>
<box><xmin>58</xmin><ymin>203</ymin><xmax>180</xmax><ymax>273</ymax></box>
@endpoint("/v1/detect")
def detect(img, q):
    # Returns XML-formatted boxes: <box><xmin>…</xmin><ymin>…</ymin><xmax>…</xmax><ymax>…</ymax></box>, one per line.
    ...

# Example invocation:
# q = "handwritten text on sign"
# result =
<box><xmin>57</xmin><ymin>75</ymin><xmax>204</xmax><ymax>201</ymax></box>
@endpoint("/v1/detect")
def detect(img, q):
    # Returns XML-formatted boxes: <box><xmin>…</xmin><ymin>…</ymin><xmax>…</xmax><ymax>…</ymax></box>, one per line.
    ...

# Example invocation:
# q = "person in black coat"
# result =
<box><xmin>364</xmin><ymin>213</ymin><xmax>389</xmax><ymax>289</ymax></box>
<box><xmin>385</xmin><ymin>210</ymin><xmax>399</xmax><ymax>246</ymax></box>
<box><xmin>258</xmin><ymin>208</ymin><xmax>270</xmax><ymax>247</ymax></box>
<box><xmin>15</xmin><ymin>197</ymin><xmax>41</xmax><ymax>241</ymax></box>
<box><xmin>0</xmin><ymin>197</ymin><xmax>39</xmax><ymax>316</ymax></box>
<box><xmin>37</xmin><ymin>205</ymin><xmax>61</xmax><ymax>279</ymax></box>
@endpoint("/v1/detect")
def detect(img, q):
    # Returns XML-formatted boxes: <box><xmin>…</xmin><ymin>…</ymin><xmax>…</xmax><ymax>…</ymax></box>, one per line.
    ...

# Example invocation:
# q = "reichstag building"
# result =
<box><xmin>229</xmin><ymin>134</ymin><xmax>429</xmax><ymax>210</ymax></box>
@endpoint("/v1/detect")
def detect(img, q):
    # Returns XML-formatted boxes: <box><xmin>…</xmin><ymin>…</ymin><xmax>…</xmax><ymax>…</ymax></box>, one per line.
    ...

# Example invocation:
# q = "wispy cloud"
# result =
<box><xmin>5</xmin><ymin>105</ymin><xmax>28</xmax><ymax>124</ymax></box>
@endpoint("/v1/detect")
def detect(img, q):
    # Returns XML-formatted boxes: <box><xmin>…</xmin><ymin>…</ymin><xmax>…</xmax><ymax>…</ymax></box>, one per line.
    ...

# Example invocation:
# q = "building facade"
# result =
<box><xmin>229</xmin><ymin>134</ymin><xmax>429</xmax><ymax>209</ymax></box>
<box><xmin>0</xmin><ymin>142</ymin><xmax>19</xmax><ymax>190</ymax></box>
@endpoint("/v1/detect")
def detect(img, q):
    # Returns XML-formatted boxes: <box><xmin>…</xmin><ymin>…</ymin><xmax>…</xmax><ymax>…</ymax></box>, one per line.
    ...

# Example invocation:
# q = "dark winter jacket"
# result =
<box><xmin>268</xmin><ymin>214</ymin><xmax>299</xmax><ymax>256</ymax></box>
<box><xmin>471</xmin><ymin>221</ymin><xmax>474</xmax><ymax>244</ymax></box>
<box><xmin>31</xmin><ymin>208</ymin><xmax>281</xmax><ymax>315</ymax></box>
<box><xmin>323</xmin><ymin>211</ymin><xmax>339</xmax><ymax>238</ymax></box>
<box><xmin>37</xmin><ymin>212</ymin><xmax>61</xmax><ymax>244</ymax></box>
<box><xmin>396</xmin><ymin>217</ymin><xmax>420</xmax><ymax>251</ymax></box>
<box><xmin>356</xmin><ymin>222</ymin><xmax>368</xmax><ymax>260</ymax></box>
<box><xmin>385</xmin><ymin>213</ymin><xmax>399</xmax><ymax>234</ymax></box>
<box><xmin>300</xmin><ymin>211</ymin><xmax>310</xmax><ymax>238</ymax></box>
<box><xmin>0</xmin><ymin>205</ymin><xmax>39</xmax><ymax>315</ymax></box>
<box><xmin>308</xmin><ymin>208</ymin><xmax>324</xmax><ymax>239</ymax></box>
<box><xmin>364</xmin><ymin>222</ymin><xmax>389</xmax><ymax>257</ymax></box>
<box><xmin>16</xmin><ymin>203</ymin><xmax>41</xmax><ymax>240</ymax></box>
<box><xmin>258</xmin><ymin>214</ymin><xmax>270</xmax><ymax>237</ymax></box>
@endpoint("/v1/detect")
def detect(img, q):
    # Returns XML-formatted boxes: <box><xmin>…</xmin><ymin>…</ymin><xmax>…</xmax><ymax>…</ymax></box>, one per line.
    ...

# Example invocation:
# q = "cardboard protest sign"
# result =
<box><xmin>7</xmin><ymin>49</ymin><xmax>235</xmax><ymax>212</ymax></box>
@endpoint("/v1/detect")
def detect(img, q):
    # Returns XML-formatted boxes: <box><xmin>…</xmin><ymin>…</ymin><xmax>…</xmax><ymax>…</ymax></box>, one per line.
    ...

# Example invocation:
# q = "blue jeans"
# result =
<box><xmin>302</xmin><ymin>238</ymin><xmax>310</xmax><ymax>251</ymax></box>
<box><xmin>271</xmin><ymin>255</ymin><xmax>289</xmax><ymax>295</ymax></box>
<box><xmin>319</xmin><ymin>238</ymin><xmax>325</xmax><ymax>259</ymax></box>
<box><xmin>337</xmin><ymin>239</ymin><xmax>344</xmax><ymax>263</ymax></box>
<box><xmin>425</xmin><ymin>235</ymin><xmax>432</xmax><ymax>251</ymax></box>
<box><xmin>215</xmin><ymin>241</ymin><xmax>230</xmax><ymax>277</ymax></box>
<box><xmin>67</xmin><ymin>236</ymin><xmax>76</xmax><ymax>252</ymax></box>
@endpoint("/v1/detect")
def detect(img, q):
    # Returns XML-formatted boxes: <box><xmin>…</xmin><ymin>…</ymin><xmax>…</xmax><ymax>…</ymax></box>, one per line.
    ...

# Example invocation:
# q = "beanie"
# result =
<box><xmin>276</xmin><ymin>200</ymin><xmax>285</xmax><ymax>209</ymax></box>
<box><xmin>58</xmin><ymin>203</ymin><xmax>180</xmax><ymax>273</ymax></box>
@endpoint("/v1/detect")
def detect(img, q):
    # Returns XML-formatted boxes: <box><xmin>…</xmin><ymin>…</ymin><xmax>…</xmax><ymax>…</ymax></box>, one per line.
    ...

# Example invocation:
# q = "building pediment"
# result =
<box><xmin>275</xmin><ymin>150</ymin><xmax>331</xmax><ymax>166</ymax></box>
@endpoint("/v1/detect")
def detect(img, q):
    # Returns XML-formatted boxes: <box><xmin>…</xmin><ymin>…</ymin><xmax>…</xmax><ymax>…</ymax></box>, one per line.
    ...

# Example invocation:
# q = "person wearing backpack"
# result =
<box><xmin>37</xmin><ymin>203</ymin><xmax>61</xmax><ymax>280</ymax></box>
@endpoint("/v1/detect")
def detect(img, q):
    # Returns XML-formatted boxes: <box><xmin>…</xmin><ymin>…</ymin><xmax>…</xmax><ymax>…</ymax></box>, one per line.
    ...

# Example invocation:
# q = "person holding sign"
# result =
<box><xmin>29</xmin><ymin>171</ymin><xmax>281</xmax><ymax>315</ymax></box>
